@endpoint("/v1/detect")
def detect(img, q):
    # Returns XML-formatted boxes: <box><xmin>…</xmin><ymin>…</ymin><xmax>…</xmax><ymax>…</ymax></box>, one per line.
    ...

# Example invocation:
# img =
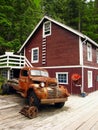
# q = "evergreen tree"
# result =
<box><xmin>65</xmin><ymin>0</ymin><xmax>87</xmax><ymax>31</ymax></box>
<box><xmin>0</xmin><ymin>0</ymin><xmax>42</xmax><ymax>54</ymax></box>
<box><xmin>81</xmin><ymin>0</ymin><xmax>98</xmax><ymax>42</ymax></box>
<box><xmin>42</xmin><ymin>0</ymin><xmax>67</xmax><ymax>23</ymax></box>
<box><xmin>93</xmin><ymin>0</ymin><xmax>98</xmax><ymax>41</ymax></box>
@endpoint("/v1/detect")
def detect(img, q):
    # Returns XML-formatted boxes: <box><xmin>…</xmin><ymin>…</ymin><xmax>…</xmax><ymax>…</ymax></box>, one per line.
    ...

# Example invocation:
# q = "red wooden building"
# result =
<box><xmin>18</xmin><ymin>16</ymin><xmax>98</xmax><ymax>94</ymax></box>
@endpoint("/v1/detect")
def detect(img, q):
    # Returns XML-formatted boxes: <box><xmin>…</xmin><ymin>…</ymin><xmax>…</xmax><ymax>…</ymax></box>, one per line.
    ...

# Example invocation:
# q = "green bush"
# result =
<box><xmin>0</xmin><ymin>75</ymin><xmax>6</xmax><ymax>94</ymax></box>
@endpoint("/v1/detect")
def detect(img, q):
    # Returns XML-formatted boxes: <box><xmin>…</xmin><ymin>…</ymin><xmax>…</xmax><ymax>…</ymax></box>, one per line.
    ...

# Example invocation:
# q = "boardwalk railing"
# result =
<box><xmin>0</xmin><ymin>52</ymin><xmax>33</xmax><ymax>68</ymax></box>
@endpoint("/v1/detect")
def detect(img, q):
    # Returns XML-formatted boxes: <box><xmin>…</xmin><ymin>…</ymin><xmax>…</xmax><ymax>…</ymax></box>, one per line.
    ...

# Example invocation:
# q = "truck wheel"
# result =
<box><xmin>1</xmin><ymin>84</ymin><xmax>10</xmax><ymax>95</ymax></box>
<box><xmin>54</xmin><ymin>102</ymin><xmax>65</xmax><ymax>108</ymax></box>
<box><xmin>28</xmin><ymin>91</ymin><xmax>40</xmax><ymax>108</ymax></box>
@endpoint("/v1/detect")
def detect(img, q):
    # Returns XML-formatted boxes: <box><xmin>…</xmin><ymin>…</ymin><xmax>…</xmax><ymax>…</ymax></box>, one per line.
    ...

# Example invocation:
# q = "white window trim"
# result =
<box><xmin>56</xmin><ymin>72</ymin><xmax>68</xmax><ymax>85</ymax></box>
<box><xmin>87</xmin><ymin>43</ymin><xmax>92</xmax><ymax>61</ymax></box>
<box><xmin>31</xmin><ymin>47</ymin><xmax>39</xmax><ymax>63</ymax></box>
<box><xmin>43</xmin><ymin>21</ymin><xmax>51</xmax><ymax>38</ymax></box>
<box><xmin>88</xmin><ymin>71</ymin><xmax>93</xmax><ymax>88</ymax></box>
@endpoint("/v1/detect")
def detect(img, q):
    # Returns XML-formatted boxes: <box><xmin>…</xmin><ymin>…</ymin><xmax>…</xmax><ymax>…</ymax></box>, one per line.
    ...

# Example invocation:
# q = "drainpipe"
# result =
<box><xmin>81</xmin><ymin>66</ymin><xmax>84</xmax><ymax>93</ymax></box>
<box><xmin>79</xmin><ymin>36</ymin><xmax>87</xmax><ymax>93</ymax></box>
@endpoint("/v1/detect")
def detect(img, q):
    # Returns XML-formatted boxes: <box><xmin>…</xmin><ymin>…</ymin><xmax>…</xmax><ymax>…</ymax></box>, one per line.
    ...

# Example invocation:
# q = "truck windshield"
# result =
<box><xmin>30</xmin><ymin>70</ymin><xmax>49</xmax><ymax>77</ymax></box>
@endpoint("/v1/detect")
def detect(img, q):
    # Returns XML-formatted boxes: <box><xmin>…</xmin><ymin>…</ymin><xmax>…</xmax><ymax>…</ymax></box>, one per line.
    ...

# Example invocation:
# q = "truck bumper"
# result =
<box><xmin>41</xmin><ymin>98</ymin><xmax>68</xmax><ymax>104</ymax></box>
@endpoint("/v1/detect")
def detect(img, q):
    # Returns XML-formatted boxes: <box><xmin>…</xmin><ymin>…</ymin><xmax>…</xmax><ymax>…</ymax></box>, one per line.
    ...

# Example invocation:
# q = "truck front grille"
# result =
<box><xmin>47</xmin><ymin>83</ymin><xmax>57</xmax><ymax>98</ymax></box>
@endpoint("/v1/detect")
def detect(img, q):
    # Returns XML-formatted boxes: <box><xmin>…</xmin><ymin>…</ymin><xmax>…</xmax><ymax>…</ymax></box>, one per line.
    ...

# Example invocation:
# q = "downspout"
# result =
<box><xmin>79</xmin><ymin>36</ymin><xmax>87</xmax><ymax>93</ymax></box>
<box><xmin>81</xmin><ymin>66</ymin><xmax>84</xmax><ymax>93</ymax></box>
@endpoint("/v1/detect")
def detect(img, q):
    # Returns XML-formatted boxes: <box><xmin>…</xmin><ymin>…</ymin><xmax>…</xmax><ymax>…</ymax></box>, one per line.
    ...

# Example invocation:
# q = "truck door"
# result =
<box><xmin>19</xmin><ymin>69</ymin><xmax>29</xmax><ymax>91</ymax></box>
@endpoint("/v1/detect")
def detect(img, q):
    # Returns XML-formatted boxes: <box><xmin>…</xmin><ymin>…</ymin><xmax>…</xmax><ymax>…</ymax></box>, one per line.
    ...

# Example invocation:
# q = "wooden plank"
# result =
<box><xmin>0</xmin><ymin>103</ymin><xmax>18</xmax><ymax>110</ymax></box>
<box><xmin>0</xmin><ymin>92</ymin><xmax>98</xmax><ymax>130</ymax></box>
<box><xmin>77</xmin><ymin>110</ymin><xmax>98</xmax><ymax>130</ymax></box>
<box><xmin>91</xmin><ymin>121</ymin><xmax>98</xmax><ymax>130</ymax></box>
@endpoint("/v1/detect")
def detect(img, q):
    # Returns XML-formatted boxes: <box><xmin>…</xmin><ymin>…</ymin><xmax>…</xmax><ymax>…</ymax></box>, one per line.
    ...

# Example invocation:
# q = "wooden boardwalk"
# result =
<box><xmin>0</xmin><ymin>91</ymin><xmax>98</xmax><ymax>130</ymax></box>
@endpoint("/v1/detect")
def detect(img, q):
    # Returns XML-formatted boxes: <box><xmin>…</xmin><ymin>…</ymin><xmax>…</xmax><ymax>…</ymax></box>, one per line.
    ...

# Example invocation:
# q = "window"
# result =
<box><xmin>10</xmin><ymin>70</ymin><xmax>14</xmax><ymax>79</ymax></box>
<box><xmin>30</xmin><ymin>70</ymin><xmax>49</xmax><ymax>77</ymax></box>
<box><xmin>88</xmin><ymin>71</ymin><xmax>93</xmax><ymax>88</ymax></box>
<box><xmin>21</xmin><ymin>70</ymin><xmax>28</xmax><ymax>77</ymax></box>
<box><xmin>96</xmin><ymin>75</ymin><xmax>98</xmax><ymax>81</ymax></box>
<box><xmin>96</xmin><ymin>49</ymin><xmax>98</xmax><ymax>63</ymax></box>
<box><xmin>43</xmin><ymin>21</ymin><xmax>51</xmax><ymax>37</ymax></box>
<box><xmin>56</xmin><ymin>72</ymin><xmax>68</xmax><ymax>84</ymax></box>
<box><xmin>31</xmin><ymin>47</ymin><xmax>39</xmax><ymax>63</ymax></box>
<box><xmin>1</xmin><ymin>70</ymin><xmax>7</xmax><ymax>79</ymax></box>
<box><xmin>87</xmin><ymin>43</ymin><xmax>92</xmax><ymax>61</ymax></box>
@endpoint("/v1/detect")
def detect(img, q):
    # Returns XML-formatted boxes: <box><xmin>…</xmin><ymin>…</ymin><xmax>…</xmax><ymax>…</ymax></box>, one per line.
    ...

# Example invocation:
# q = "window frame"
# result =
<box><xmin>87</xmin><ymin>43</ymin><xmax>92</xmax><ymax>61</ymax></box>
<box><xmin>88</xmin><ymin>71</ymin><xmax>93</xmax><ymax>88</ymax></box>
<box><xmin>96</xmin><ymin>49</ymin><xmax>98</xmax><ymax>63</ymax></box>
<box><xmin>31</xmin><ymin>47</ymin><xmax>39</xmax><ymax>63</ymax></box>
<box><xmin>56</xmin><ymin>72</ymin><xmax>68</xmax><ymax>85</ymax></box>
<box><xmin>43</xmin><ymin>21</ymin><xmax>51</xmax><ymax>37</ymax></box>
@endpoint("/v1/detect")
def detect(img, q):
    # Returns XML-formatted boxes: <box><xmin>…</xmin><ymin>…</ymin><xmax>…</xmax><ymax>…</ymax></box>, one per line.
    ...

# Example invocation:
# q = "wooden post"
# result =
<box><xmin>7</xmin><ymin>69</ymin><xmax>10</xmax><ymax>80</ymax></box>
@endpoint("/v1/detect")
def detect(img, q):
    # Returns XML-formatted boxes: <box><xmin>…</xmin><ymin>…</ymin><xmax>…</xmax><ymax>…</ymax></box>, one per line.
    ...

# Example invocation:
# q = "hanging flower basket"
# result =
<box><xmin>71</xmin><ymin>73</ymin><xmax>81</xmax><ymax>81</ymax></box>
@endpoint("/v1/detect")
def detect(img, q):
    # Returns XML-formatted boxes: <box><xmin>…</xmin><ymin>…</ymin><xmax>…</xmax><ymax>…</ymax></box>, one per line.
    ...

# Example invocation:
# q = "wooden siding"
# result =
<box><xmin>46</xmin><ymin>67</ymin><xmax>98</xmax><ymax>94</ymax></box>
<box><xmin>46</xmin><ymin>23</ymin><xmax>80</xmax><ymax>66</ymax></box>
<box><xmin>25</xmin><ymin>26</ymin><xmax>42</xmax><ymax>67</ymax></box>
<box><xmin>46</xmin><ymin>67</ymin><xmax>82</xmax><ymax>94</ymax></box>
<box><xmin>83</xmin><ymin>68</ymin><xmax>98</xmax><ymax>93</ymax></box>
<box><xmin>25</xmin><ymin>22</ymin><xmax>80</xmax><ymax>67</ymax></box>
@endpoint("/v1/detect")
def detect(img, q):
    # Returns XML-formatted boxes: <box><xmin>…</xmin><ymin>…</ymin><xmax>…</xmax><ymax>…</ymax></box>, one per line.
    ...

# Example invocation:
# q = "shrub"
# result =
<box><xmin>0</xmin><ymin>75</ymin><xmax>6</xmax><ymax>94</ymax></box>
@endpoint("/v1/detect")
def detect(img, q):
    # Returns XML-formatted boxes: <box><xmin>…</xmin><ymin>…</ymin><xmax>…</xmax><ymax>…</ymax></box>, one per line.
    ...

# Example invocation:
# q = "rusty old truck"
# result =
<box><xmin>2</xmin><ymin>67</ymin><xmax>70</xmax><ymax>109</ymax></box>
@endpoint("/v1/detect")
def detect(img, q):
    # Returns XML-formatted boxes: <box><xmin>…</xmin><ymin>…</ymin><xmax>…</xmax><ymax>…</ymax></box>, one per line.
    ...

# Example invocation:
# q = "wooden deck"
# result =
<box><xmin>0</xmin><ymin>91</ymin><xmax>98</xmax><ymax>130</ymax></box>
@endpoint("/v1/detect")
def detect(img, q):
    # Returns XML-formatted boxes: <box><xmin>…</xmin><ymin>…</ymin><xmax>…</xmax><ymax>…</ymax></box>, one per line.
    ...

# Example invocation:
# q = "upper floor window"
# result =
<box><xmin>31</xmin><ymin>47</ymin><xmax>39</xmax><ymax>63</ymax></box>
<box><xmin>43</xmin><ymin>21</ymin><xmax>51</xmax><ymax>37</ymax></box>
<box><xmin>87</xmin><ymin>43</ymin><xmax>92</xmax><ymax>61</ymax></box>
<box><xmin>96</xmin><ymin>49</ymin><xmax>98</xmax><ymax>63</ymax></box>
<box><xmin>56</xmin><ymin>72</ymin><xmax>68</xmax><ymax>84</ymax></box>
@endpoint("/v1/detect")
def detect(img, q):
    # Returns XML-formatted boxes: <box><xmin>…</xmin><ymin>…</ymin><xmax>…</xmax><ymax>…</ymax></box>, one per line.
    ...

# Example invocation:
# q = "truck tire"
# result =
<box><xmin>1</xmin><ymin>84</ymin><xmax>10</xmax><ymax>95</ymax></box>
<box><xmin>28</xmin><ymin>91</ymin><xmax>40</xmax><ymax>108</ymax></box>
<box><xmin>54</xmin><ymin>102</ymin><xmax>65</xmax><ymax>108</ymax></box>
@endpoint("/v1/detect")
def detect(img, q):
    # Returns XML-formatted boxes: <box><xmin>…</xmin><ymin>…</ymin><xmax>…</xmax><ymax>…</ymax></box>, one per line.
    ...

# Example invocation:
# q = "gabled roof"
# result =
<box><xmin>18</xmin><ymin>15</ymin><xmax>98</xmax><ymax>53</ymax></box>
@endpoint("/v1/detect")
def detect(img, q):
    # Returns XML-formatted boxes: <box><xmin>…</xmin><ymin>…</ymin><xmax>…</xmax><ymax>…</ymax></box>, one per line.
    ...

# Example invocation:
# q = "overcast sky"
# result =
<box><xmin>87</xmin><ymin>0</ymin><xmax>95</xmax><ymax>2</ymax></box>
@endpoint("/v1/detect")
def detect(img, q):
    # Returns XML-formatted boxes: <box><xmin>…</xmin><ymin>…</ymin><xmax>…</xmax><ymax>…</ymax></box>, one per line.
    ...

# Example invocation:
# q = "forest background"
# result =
<box><xmin>0</xmin><ymin>0</ymin><xmax>98</xmax><ymax>55</ymax></box>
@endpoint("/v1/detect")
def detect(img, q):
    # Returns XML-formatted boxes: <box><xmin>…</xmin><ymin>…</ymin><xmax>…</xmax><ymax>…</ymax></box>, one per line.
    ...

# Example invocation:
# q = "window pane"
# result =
<box><xmin>88</xmin><ymin>71</ymin><xmax>92</xmax><ymax>88</ymax></box>
<box><xmin>96</xmin><ymin>50</ymin><xmax>98</xmax><ymax>63</ymax></box>
<box><xmin>87</xmin><ymin>44</ymin><xmax>92</xmax><ymax>61</ymax></box>
<box><xmin>43</xmin><ymin>21</ymin><xmax>51</xmax><ymax>37</ymax></box>
<box><xmin>33</xmin><ymin>49</ymin><xmax>38</xmax><ymax>61</ymax></box>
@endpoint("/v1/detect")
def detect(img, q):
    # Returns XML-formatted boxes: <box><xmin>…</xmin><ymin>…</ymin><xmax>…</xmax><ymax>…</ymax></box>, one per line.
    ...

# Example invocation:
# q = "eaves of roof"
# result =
<box><xmin>18</xmin><ymin>16</ymin><xmax>98</xmax><ymax>53</ymax></box>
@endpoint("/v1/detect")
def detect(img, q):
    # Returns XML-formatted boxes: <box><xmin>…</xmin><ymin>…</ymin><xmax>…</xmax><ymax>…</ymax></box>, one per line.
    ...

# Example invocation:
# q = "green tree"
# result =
<box><xmin>0</xmin><ymin>0</ymin><xmax>42</xmax><ymax>54</ymax></box>
<box><xmin>65</xmin><ymin>0</ymin><xmax>87</xmax><ymax>31</ymax></box>
<box><xmin>42</xmin><ymin>0</ymin><xmax>67</xmax><ymax>23</ymax></box>
<box><xmin>81</xmin><ymin>0</ymin><xmax>98</xmax><ymax>42</ymax></box>
<box><xmin>93</xmin><ymin>0</ymin><xmax>98</xmax><ymax>41</ymax></box>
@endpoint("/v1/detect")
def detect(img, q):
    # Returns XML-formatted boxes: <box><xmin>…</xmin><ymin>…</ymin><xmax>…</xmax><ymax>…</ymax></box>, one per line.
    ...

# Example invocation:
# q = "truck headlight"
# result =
<box><xmin>40</xmin><ymin>82</ymin><xmax>45</xmax><ymax>87</ymax></box>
